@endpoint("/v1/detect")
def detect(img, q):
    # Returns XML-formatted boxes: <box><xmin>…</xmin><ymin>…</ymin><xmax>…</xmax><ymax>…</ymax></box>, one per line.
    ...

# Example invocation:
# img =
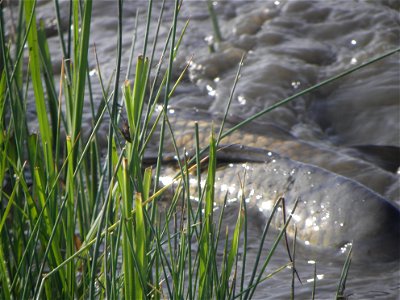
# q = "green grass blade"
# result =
<box><xmin>207</xmin><ymin>0</ymin><xmax>222</xmax><ymax>43</ymax></box>
<box><xmin>24</xmin><ymin>0</ymin><xmax>54</xmax><ymax>174</ymax></box>
<box><xmin>240</xmin><ymin>192</ymin><xmax>248</xmax><ymax>300</ymax></box>
<box><xmin>216</xmin><ymin>54</ymin><xmax>245</xmax><ymax>147</ymax></box>
<box><xmin>71</xmin><ymin>0</ymin><xmax>92</xmax><ymax>151</ymax></box>
<box><xmin>0</xmin><ymin>70</ymin><xmax>6</xmax><ymax>122</ymax></box>
<box><xmin>0</xmin><ymin>239</ymin><xmax>11</xmax><ymax>300</ymax></box>
<box><xmin>120</xmin><ymin>158</ymin><xmax>135</xmax><ymax>299</ymax></box>
<box><xmin>0</xmin><ymin>178</ymin><xmax>19</xmax><ymax>235</ymax></box>
<box><xmin>153</xmin><ymin>0</ymin><xmax>180</xmax><ymax>191</ymax></box>
<box><xmin>125</xmin><ymin>9</ymin><xmax>139</xmax><ymax>80</ymax></box>
<box><xmin>198</xmin><ymin>130</ymin><xmax>217</xmax><ymax>298</ymax></box>
<box><xmin>222</xmin><ymin>47</ymin><xmax>400</xmax><ymax>139</ymax></box>
<box><xmin>226</xmin><ymin>202</ymin><xmax>244</xmax><ymax>291</ymax></box>
<box><xmin>135</xmin><ymin>192</ymin><xmax>147</xmax><ymax>299</ymax></box>
<box><xmin>247</xmin><ymin>198</ymin><xmax>299</xmax><ymax>299</ymax></box>
<box><xmin>312</xmin><ymin>262</ymin><xmax>317</xmax><ymax>300</ymax></box>
<box><xmin>65</xmin><ymin>136</ymin><xmax>76</xmax><ymax>297</ymax></box>
<box><xmin>335</xmin><ymin>245</ymin><xmax>353</xmax><ymax>299</ymax></box>
<box><xmin>37</xmin><ymin>20</ymin><xmax>59</xmax><ymax>142</ymax></box>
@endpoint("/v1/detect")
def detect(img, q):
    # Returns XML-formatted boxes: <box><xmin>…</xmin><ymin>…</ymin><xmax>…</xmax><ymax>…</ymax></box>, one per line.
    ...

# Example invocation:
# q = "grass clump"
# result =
<box><xmin>0</xmin><ymin>1</ymin><xmax>269</xmax><ymax>298</ymax></box>
<box><xmin>0</xmin><ymin>0</ymin><xmax>398</xmax><ymax>299</ymax></box>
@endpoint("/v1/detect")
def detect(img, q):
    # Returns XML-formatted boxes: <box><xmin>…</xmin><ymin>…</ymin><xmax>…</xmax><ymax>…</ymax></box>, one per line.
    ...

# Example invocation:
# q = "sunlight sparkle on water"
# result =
<box><xmin>220</xmin><ymin>183</ymin><xmax>236</xmax><ymax>194</ymax></box>
<box><xmin>340</xmin><ymin>242</ymin><xmax>352</xmax><ymax>254</ymax></box>
<box><xmin>89</xmin><ymin>69</ymin><xmax>97</xmax><ymax>76</ymax></box>
<box><xmin>70</xmin><ymin>25</ymin><xmax>81</xmax><ymax>33</ymax></box>
<box><xmin>241</xmin><ymin>163</ymin><xmax>251</xmax><ymax>170</ymax></box>
<box><xmin>292</xmin><ymin>214</ymin><xmax>301</xmax><ymax>222</ymax></box>
<box><xmin>307</xmin><ymin>274</ymin><xmax>324</xmax><ymax>283</ymax></box>
<box><xmin>249</xmin><ymin>189</ymin><xmax>255</xmax><ymax>197</ymax></box>
<box><xmin>291</xmin><ymin>81</ymin><xmax>301</xmax><ymax>89</ymax></box>
<box><xmin>191</xmin><ymin>62</ymin><xmax>203</xmax><ymax>71</ymax></box>
<box><xmin>228</xmin><ymin>198</ymin><xmax>239</xmax><ymax>203</ymax></box>
<box><xmin>321</xmin><ymin>212</ymin><xmax>330</xmax><ymax>221</ymax></box>
<box><xmin>159</xmin><ymin>176</ymin><xmax>173</xmax><ymax>186</ymax></box>
<box><xmin>260</xmin><ymin>201</ymin><xmax>273</xmax><ymax>212</ymax></box>
<box><xmin>206</xmin><ymin>85</ymin><xmax>216</xmax><ymax>97</ymax></box>
<box><xmin>189</xmin><ymin>178</ymin><xmax>199</xmax><ymax>186</ymax></box>
<box><xmin>238</xmin><ymin>95</ymin><xmax>247</xmax><ymax>105</ymax></box>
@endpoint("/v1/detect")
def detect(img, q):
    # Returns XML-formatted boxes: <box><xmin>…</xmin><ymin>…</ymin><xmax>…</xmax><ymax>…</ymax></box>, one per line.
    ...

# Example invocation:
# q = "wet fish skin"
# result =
<box><xmin>147</xmin><ymin>108</ymin><xmax>399</xmax><ymax>201</ymax></box>
<box><xmin>208</xmin><ymin>151</ymin><xmax>400</xmax><ymax>261</ymax></box>
<box><xmin>148</xmin><ymin>110</ymin><xmax>400</xmax><ymax>260</ymax></box>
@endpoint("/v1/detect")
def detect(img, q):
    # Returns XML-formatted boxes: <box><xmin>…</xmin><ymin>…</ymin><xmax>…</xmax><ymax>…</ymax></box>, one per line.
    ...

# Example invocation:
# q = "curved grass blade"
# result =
<box><xmin>24</xmin><ymin>0</ymin><xmax>54</xmax><ymax>174</ymax></box>
<box><xmin>335</xmin><ymin>245</ymin><xmax>353</xmax><ymax>299</ymax></box>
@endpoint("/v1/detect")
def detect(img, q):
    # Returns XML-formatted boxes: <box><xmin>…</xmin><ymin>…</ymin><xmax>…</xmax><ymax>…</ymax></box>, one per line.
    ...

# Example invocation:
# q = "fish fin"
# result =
<box><xmin>347</xmin><ymin>145</ymin><xmax>400</xmax><ymax>173</ymax></box>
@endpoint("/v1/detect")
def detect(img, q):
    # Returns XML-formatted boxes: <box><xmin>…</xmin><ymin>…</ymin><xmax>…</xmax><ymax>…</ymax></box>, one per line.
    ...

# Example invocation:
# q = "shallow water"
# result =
<box><xmin>5</xmin><ymin>0</ymin><xmax>400</xmax><ymax>298</ymax></box>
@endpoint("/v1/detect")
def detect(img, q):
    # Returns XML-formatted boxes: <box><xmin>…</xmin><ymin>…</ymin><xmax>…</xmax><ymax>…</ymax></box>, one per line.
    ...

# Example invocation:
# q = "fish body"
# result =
<box><xmin>147</xmin><ymin>109</ymin><xmax>399</xmax><ymax>201</ymax></box>
<box><xmin>148</xmin><ymin>110</ymin><xmax>400</xmax><ymax>261</ymax></box>
<box><xmin>209</xmin><ymin>150</ymin><xmax>400</xmax><ymax>261</ymax></box>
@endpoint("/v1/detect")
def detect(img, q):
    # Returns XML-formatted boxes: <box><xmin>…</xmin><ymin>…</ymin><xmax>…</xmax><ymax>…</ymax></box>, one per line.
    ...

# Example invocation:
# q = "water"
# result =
<box><xmin>5</xmin><ymin>0</ymin><xmax>400</xmax><ymax>298</ymax></box>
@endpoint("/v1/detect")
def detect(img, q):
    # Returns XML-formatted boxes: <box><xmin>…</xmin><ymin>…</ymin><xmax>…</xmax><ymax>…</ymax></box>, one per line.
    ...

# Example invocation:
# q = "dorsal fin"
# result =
<box><xmin>347</xmin><ymin>145</ymin><xmax>400</xmax><ymax>173</ymax></box>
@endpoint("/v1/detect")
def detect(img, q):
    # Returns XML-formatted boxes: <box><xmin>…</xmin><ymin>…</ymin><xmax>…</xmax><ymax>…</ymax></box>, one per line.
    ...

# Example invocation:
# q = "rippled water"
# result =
<box><xmin>5</xmin><ymin>0</ymin><xmax>400</xmax><ymax>298</ymax></box>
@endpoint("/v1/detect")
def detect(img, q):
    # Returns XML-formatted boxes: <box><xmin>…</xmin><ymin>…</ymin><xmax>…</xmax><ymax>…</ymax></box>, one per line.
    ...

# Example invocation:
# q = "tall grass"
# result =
<box><xmin>0</xmin><ymin>0</ymin><xmax>398</xmax><ymax>299</ymax></box>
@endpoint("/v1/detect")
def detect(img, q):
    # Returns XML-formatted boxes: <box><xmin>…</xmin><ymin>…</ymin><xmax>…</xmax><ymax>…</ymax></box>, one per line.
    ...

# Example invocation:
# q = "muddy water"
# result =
<box><xmin>5</xmin><ymin>0</ymin><xmax>400</xmax><ymax>298</ymax></box>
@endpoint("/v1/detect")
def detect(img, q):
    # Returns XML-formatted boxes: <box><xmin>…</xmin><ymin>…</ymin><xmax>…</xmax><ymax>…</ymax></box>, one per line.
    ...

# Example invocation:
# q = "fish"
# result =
<box><xmin>146</xmin><ymin>108</ymin><xmax>399</xmax><ymax>201</ymax></box>
<box><xmin>182</xmin><ymin>147</ymin><xmax>400</xmax><ymax>261</ymax></box>
<box><xmin>147</xmin><ymin>110</ymin><xmax>400</xmax><ymax>261</ymax></box>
